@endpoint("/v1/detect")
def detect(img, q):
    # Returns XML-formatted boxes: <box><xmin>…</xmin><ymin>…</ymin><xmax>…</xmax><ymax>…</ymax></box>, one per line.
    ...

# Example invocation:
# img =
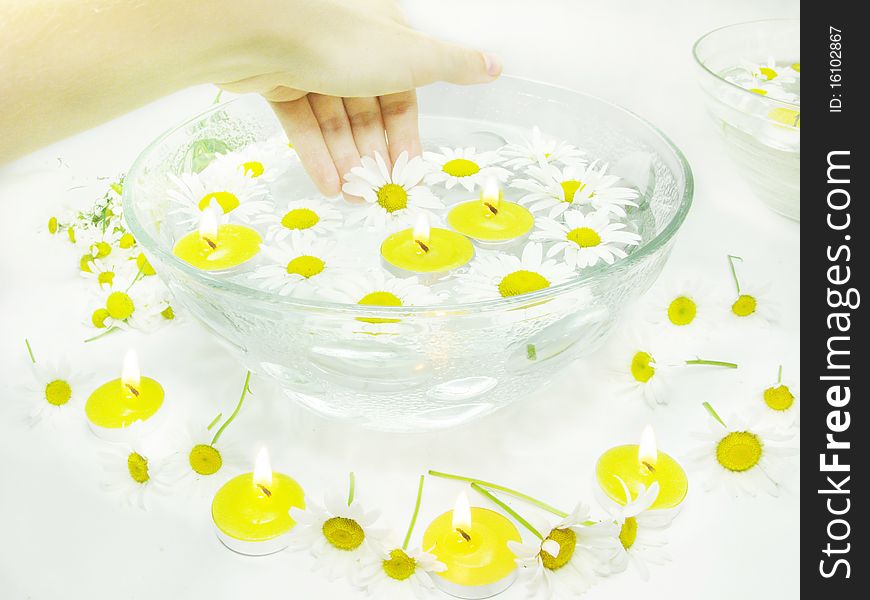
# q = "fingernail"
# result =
<box><xmin>483</xmin><ymin>53</ymin><xmax>502</xmax><ymax>78</ymax></box>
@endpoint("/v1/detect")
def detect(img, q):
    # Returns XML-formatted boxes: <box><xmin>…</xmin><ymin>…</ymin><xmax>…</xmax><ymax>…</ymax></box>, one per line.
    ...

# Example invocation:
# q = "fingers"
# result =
<box><xmin>269</xmin><ymin>97</ymin><xmax>341</xmax><ymax>196</ymax></box>
<box><xmin>343</xmin><ymin>97</ymin><xmax>389</xmax><ymax>162</ymax></box>
<box><xmin>308</xmin><ymin>94</ymin><xmax>363</xmax><ymax>189</ymax></box>
<box><xmin>379</xmin><ymin>91</ymin><xmax>421</xmax><ymax>164</ymax></box>
<box><xmin>408</xmin><ymin>32</ymin><xmax>502</xmax><ymax>87</ymax></box>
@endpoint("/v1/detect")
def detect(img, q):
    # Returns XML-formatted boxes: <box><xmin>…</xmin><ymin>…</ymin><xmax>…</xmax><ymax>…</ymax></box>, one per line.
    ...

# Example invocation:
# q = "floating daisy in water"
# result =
<box><xmin>513</xmin><ymin>161</ymin><xmax>638</xmax><ymax>218</ymax></box>
<box><xmin>208</xmin><ymin>137</ymin><xmax>294</xmax><ymax>183</ymax></box>
<box><xmin>606</xmin><ymin>480</ymin><xmax>673</xmax><ymax>580</ymax></box>
<box><xmin>288</xmin><ymin>474</ymin><xmax>385</xmax><ymax>584</ymax></box>
<box><xmin>746</xmin><ymin>56</ymin><xmax>798</xmax><ymax>84</ymax></box>
<box><xmin>259</xmin><ymin>197</ymin><xmax>344</xmax><ymax>243</ymax></box>
<box><xmin>745</xmin><ymin>80</ymin><xmax>799</xmax><ymax>104</ymax></box>
<box><xmin>458</xmin><ymin>242</ymin><xmax>575</xmax><ymax>302</ymax></box>
<box><xmin>20</xmin><ymin>340</ymin><xmax>87</xmax><ymax>426</ymax></box>
<box><xmin>247</xmin><ymin>237</ymin><xmax>351</xmax><ymax>297</ymax></box>
<box><xmin>360</xmin><ymin>476</ymin><xmax>445</xmax><ymax>599</ymax></box>
<box><xmin>726</xmin><ymin>255</ymin><xmax>779</xmax><ymax>324</ymax></box>
<box><xmin>499</xmin><ymin>126</ymin><xmax>587</xmax><ymax>169</ymax></box>
<box><xmin>167</xmin><ymin>164</ymin><xmax>271</xmax><ymax>227</ymax></box>
<box><xmin>688</xmin><ymin>403</ymin><xmax>797</xmax><ymax>497</ymax></box>
<box><xmin>100</xmin><ymin>441</ymin><xmax>170</xmax><ymax>510</ymax></box>
<box><xmin>342</xmin><ymin>152</ymin><xmax>443</xmax><ymax>229</ymax></box>
<box><xmin>755</xmin><ymin>365</ymin><xmax>800</xmax><ymax>430</ymax></box>
<box><xmin>532</xmin><ymin>209</ymin><xmax>641</xmax><ymax>269</ymax></box>
<box><xmin>321</xmin><ymin>269</ymin><xmax>442</xmax><ymax>309</ymax></box>
<box><xmin>644</xmin><ymin>277</ymin><xmax>718</xmax><ymax>330</ymax></box>
<box><xmin>423</xmin><ymin>146</ymin><xmax>511</xmax><ymax>192</ymax></box>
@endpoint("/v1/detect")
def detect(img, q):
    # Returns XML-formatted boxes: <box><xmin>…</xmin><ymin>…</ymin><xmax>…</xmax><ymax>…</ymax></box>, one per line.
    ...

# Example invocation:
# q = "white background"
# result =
<box><xmin>0</xmin><ymin>1</ymin><xmax>800</xmax><ymax>599</ymax></box>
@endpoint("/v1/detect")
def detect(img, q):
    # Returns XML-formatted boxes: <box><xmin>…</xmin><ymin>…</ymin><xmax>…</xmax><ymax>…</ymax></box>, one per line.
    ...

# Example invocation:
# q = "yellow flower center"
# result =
<box><xmin>198</xmin><ymin>191</ymin><xmax>240</xmax><ymax>213</ymax></box>
<box><xmin>764</xmin><ymin>384</ymin><xmax>795</xmax><ymax>411</ymax></box>
<box><xmin>242</xmin><ymin>161</ymin><xmax>265</xmax><ymax>177</ymax></box>
<box><xmin>498</xmin><ymin>270</ymin><xmax>550</xmax><ymax>297</ymax></box>
<box><xmin>106</xmin><ymin>291</ymin><xmax>135</xmax><ymax>320</ymax></box>
<box><xmin>97</xmin><ymin>271</ymin><xmax>115</xmax><ymax>287</ymax></box>
<box><xmin>768</xmin><ymin>108</ymin><xmax>801</xmax><ymax>128</ymax></box>
<box><xmin>759</xmin><ymin>66</ymin><xmax>778</xmax><ymax>80</ymax></box>
<box><xmin>630</xmin><ymin>351</ymin><xmax>656</xmax><ymax>383</ymax></box>
<box><xmin>189</xmin><ymin>444</ymin><xmax>223</xmax><ymax>476</ymax></box>
<box><xmin>731</xmin><ymin>294</ymin><xmax>757</xmax><ymax>317</ymax></box>
<box><xmin>560</xmin><ymin>179</ymin><xmax>587</xmax><ymax>203</ymax></box>
<box><xmin>357</xmin><ymin>291</ymin><xmax>402</xmax><ymax>324</ymax></box>
<box><xmin>566</xmin><ymin>227</ymin><xmax>601</xmax><ymax>248</ymax></box>
<box><xmin>540</xmin><ymin>528</ymin><xmax>576</xmax><ymax>571</ymax></box>
<box><xmin>667</xmin><ymin>296</ymin><xmax>697</xmax><ymax>326</ymax></box>
<box><xmin>48</xmin><ymin>217</ymin><xmax>58</xmax><ymax>234</ymax></box>
<box><xmin>80</xmin><ymin>254</ymin><xmax>95</xmax><ymax>273</ymax></box>
<box><xmin>161</xmin><ymin>306</ymin><xmax>175</xmax><ymax>320</ymax></box>
<box><xmin>286</xmin><ymin>255</ymin><xmax>325</xmax><ymax>278</ymax></box>
<box><xmin>91</xmin><ymin>308</ymin><xmax>111</xmax><ymax>328</ymax></box>
<box><xmin>322</xmin><ymin>517</ymin><xmax>365</xmax><ymax>551</ymax></box>
<box><xmin>791</xmin><ymin>62</ymin><xmax>800</xmax><ymax>73</ymax></box>
<box><xmin>137</xmin><ymin>253</ymin><xmax>156</xmax><ymax>276</ymax></box>
<box><xmin>92</xmin><ymin>241</ymin><xmax>112</xmax><ymax>258</ymax></box>
<box><xmin>619</xmin><ymin>517</ymin><xmax>638</xmax><ymax>549</ymax></box>
<box><xmin>442</xmin><ymin>158</ymin><xmax>481</xmax><ymax>178</ymax></box>
<box><xmin>716</xmin><ymin>431</ymin><xmax>763</xmax><ymax>472</ymax></box>
<box><xmin>119</xmin><ymin>233</ymin><xmax>136</xmax><ymax>249</ymax></box>
<box><xmin>45</xmin><ymin>379</ymin><xmax>72</xmax><ymax>406</ymax></box>
<box><xmin>376</xmin><ymin>183</ymin><xmax>408</xmax><ymax>213</ymax></box>
<box><xmin>749</xmin><ymin>88</ymin><xmax>768</xmax><ymax>96</ymax></box>
<box><xmin>281</xmin><ymin>208</ymin><xmax>320</xmax><ymax>230</ymax></box>
<box><xmin>382</xmin><ymin>549</ymin><xmax>417</xmax><ymax>581</ymax></box>
<box><xmin>127</xmin><ymin>452</ymin><xmax>150</xmax><ymax>484</ymax></box>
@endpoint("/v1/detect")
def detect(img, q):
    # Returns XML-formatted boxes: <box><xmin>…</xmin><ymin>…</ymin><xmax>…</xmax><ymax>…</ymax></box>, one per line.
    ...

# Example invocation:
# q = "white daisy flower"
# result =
<box><xmin>342</xmin><ymin>152</ymin><xmax>444</xmax><ymax>229</ymax></box>
<box><xmin>745</xmin><ymin>80</ymin><xmax>799</xmax><ymax>104</ymax></box>
<box><xmin>606</xmin><ymin>480</ymin><xmax>673</xmax><ymax>581</ymax></box>
<box><xmin>746</xmin><ymin>56</ymin><xmax>798</xmax><ymax>84</ymax></box>
<box><xmin>688</xmin><ymin>407</ymin><xmax>798</xmax><ymax>497</ymax></box>
<box><xmin>86</xmin><ymin>279</ymin><xmax>169</xmax><ymax>334</ymax></box>
<box><xmin>79</xmin><ymin>258</ymin><xmax>127</xmax><ymax>290</ymax></box>
<box><xmin>726</xmin><ymin>255</ymin><xmax>779</xmax><ymax>325</ymax></box>
<box><xmin>247</xmin><ymin>237</ymin><xmax>352</xmax><ymax>297</ymax></box>
<box><xmin>457</xmin><ymin>243</ymin><xmax>575</xmax><ymax>302</ymax></box>
<box><xmin>20</xmin><ymin>350</ymin><xmax>87</xmax><ymax>426</ymax></box>
<box><xmin>532</xmin><ymin>210</ymin><xmax>641</xmax><ymax>269</ymax></box>
<box><xmin>755</xmin><ymin>366</ymin><xmax>800</xmax><ymax>430</ymax></box>
<box><xmin>164</xmin><ymin>424</ymin><xmax>246</xmax><ymax>495</ymax></box>
<box><xmin>360</xmin><ymin>542</ymin><xmax>445</xmax><ymax>599</ymax></box>
<box><xmin>607</xmin><ymin>330</ymin><xmax>679</xmax><ymax>408</ymax></box>
<box><xmin>288</xmin><ymin>486</ymin><xmax>384</xmax><ymax>584</ymax></box>
<box><xmin>644</xmin><ymin>277</ymin><xmax>718</xmax><ymax>330</ymax></box>
<box><xmin>99</xmin><ymin>441</ymin><xmax>170</xmax><ymax>510</ymax></box>
<box><xmin>259</xmin><ymin>197</ymin><xmax>344</xmax><ymax>243</ymax></box>
<box><xmin>499</xmin><ymin>126</ymin><xmax>587</xmax><ymax>169</ymax></box>
<box><xmin>423</xmin><ymin>146</ymin><xmax>511</xmax><ymax>192</ymax></box>
<box><xmin>167</xmin><ymin>165</ymin><xmax>271</xmax><ymax>227</ymax></box>
<box><xmin>321</xmin><ymin>269</ymin><xmax>442</xmax><ymax>308</ymax></box>
<box><xmin>509</xmin><ymin>503</ymin><xmax>620</xmax><ymax>599</ymax></box>
<box><xmin>513</xmin><ymin>161</ymin><xmax>638</xmax><ymax>218</ymax></box>
<box><xmin>208</xmin><ymin>137</ymin><xmax>294</xmax><ymax>183</ymax></box>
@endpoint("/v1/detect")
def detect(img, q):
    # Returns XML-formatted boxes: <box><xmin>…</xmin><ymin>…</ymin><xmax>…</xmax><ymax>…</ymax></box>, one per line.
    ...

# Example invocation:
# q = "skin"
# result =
<box><xmin>0</xmin><ymin>0</ymin><xmax>501</xmax><ymax>195</ymax></box>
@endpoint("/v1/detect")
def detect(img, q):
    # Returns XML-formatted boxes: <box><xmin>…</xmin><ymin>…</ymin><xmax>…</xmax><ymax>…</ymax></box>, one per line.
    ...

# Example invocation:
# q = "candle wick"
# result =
<box><xmin>204</xmin><ymin>237</ymin><xmax>218</xmax><ymax>250</ymax></box>
<box><xmin>415</xmin><ymin>240</ymin><xmax>430</xmax><ymax>254</ymax></box>
<box><xmin>125</xmin><ymin>384</ymin><xmax>140</xmax><ymax>397</ymax></box>
<box><xmin>257</xmin><ymin>484</ymin><xmax>272</xmax><ymax>497</ymax></box>
<box><xmin>483</xmin><ymin>202</ymin><xmax>499</xmax><ymax>216</ymax></box>
<box><xmin>642</xmin><ymin>461</ymin><xmax>656</xmax><ymax>473</ymax></box>
<box><xmin>456</xmin><ymin>528</ymin><xmax>471</xmax><ymax>542</ymax></box>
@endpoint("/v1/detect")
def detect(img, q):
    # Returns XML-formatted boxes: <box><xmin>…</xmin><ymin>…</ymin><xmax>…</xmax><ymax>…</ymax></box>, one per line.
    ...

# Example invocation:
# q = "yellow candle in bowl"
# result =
<box><xmin>447</xmin><ymin>179</ymin><xmax>534</xmax><ymax>249</ymax></box>
<box><xmin>595</xmin><ymin>426</ymin><xmax>688</xmax><ymax>511</ymax></box>
<box><xmin>381</xmin><ymin>214</ymin><xmax>474</xmax><ymax>280</ymax></box>
<box><xmin>173</xmin><ymin>209</ymin><xmax>261</xmax><ymax>271</ymax></box>
<box><xmin>422</xmin><ymin>492</ymin><xmax>520</xmax><ymax>599</ymax></box>
<box><xmin>85</xmin><ymin>349</ymin><xmax>164</xmax><ymax>441</ymax></box>
<box><xmin>211</xmin><ymin>448</ymin><xmax>305</xmax><ymax>556</ymax></box>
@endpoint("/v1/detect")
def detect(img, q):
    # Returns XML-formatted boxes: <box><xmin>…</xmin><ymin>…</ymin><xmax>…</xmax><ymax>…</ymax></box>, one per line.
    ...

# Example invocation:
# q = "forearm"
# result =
<box><xmin>0</xmin><ymin>0</ymin><xmax>235</xmax><ymax>162</ymax></box>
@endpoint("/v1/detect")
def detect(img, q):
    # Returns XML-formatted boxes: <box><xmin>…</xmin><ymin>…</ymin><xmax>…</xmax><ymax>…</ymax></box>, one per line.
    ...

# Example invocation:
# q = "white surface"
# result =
<box><xmin>0</xmin><ymin>1</ymin><xmax>799</xmax><ymax>598</ymax></box>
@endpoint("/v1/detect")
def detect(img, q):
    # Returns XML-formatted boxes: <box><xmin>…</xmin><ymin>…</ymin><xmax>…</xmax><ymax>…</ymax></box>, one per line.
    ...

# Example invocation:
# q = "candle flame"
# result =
<box><xmin>638</xmin><ymin>425</ymin><xmax>658</xmax><ymax>472</ymax></box>
<box><xmin>481</xmin><ymin>177</ymin><xmax>501</xmax><ymax>216</ymax></box>
<box><xmin>413</xmin><ymin>214</ymin><xmax>430</xmax><ymax>254</ymax></box>
<box><xmin>121</xmin><ymin>348</ymin><xmax>141</xmax><ymax>395</ymax></box>
<box><xmin>253</xmin><ymin>447</ymin><xmax>273</xmax><ymax>495</ymax></box>
<box><xmin>199</xmin><ymin>209</ymin><xmax>219</xmax><ymax>249</ymax></box>
<box><xmin>452</xmin><ymin>490</ymin><xmax>472</xmax><ymax>536</ymax></box>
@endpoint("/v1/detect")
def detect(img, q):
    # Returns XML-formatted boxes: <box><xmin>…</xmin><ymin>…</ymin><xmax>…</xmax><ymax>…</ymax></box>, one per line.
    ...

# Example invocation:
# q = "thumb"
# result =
<box><xmin>408</xmin><ymin>32</ymin><xmax>502</xmax><ymax>87</ymax></box>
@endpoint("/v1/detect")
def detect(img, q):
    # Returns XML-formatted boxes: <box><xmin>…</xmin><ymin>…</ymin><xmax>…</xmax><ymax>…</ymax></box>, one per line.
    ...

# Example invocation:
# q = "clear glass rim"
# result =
<box><xmin>692</xmin><ymin>17</ymin><xmax>800</xmax><ymax>110</ymax></box>
<box><xmin>123</xmin><ymin>76</ymin><xmax>694</xmax><ymax>316</ymax></box>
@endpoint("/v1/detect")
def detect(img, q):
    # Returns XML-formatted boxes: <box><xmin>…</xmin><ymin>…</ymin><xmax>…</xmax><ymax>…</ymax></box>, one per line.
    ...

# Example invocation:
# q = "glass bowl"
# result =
<box><xmin>693</xmin><ymin>19</ymin><xmax>800</xmax><ymax>220</ymax></box>
<box><xmin>123</xmin><ymin>77</ymin><xmax>693</xmax><ymax>432</ymax></box>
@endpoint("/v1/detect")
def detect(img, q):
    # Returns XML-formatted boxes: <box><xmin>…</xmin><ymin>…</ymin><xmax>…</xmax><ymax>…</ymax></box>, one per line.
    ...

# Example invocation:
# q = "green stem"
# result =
<box><xmin>471</xmin><ymin>483</ymin><xmax>542</xmax><ymax>540</ymax></box>
<box><xmin>727</xmin><ymin>254</ymin><xmax>743</xmax><ymax>295</ymax></box>
<box><xmin>428</xmin><ymin>470</ymin><xmax>568</xmax><ymax>518</ymax></box>
<box><xmin>210</xmin><ymin>371</ymin><xmax>252</xmax><ymax>445</ymax></box>
<box><xmin>24</xmin><ymin>339</ymin><xmax>36</xmax><ymax>364</ymax></box>
<box><xmin>702</xmin><ymin>402</ymin><xmax>728</xmax><ymax>428</ymax></box>
<box><xmin>402</xmin><ymin>475</ymin><xmax>425</xmax><ymax>551</ymax></box>
<box><xmin>777</xmin><ymin>365</ymin><xmax>783</xmax><ymax>384</ymax></box>
<box><xmin>126</xmin><ymin>265</ymin><xmax>146</xmax><ymax>292</ymax></box>
<box><xmin>213</xmin><ymin>89</ymin><xmax>224</xmax><ymax>104</ymax></box>
<box><xmin>84</xmin><ymin>326</ymin><xmax>118</xmax><ymax>343</ymax></box>
<box><xmin>348</xmin><ymin>472</ymin><xmax>356</xmax><ymax>506</ymax></box>
<box><xmin>685</xmin><ymin>358</ymin><xmax>738</xmax><ymax>369</ymax></box>
<box><xmin>207</xmin><ymin>412</ymin><xmax>223</xmax><ymax>431</ymax></box>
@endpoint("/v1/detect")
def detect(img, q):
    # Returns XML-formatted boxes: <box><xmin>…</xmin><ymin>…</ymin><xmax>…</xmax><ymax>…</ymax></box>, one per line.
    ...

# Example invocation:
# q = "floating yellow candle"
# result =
<box><xmin>422</xmin><ymin>492</ymin><xmax>520</xmax><ymax>599</ymax></box>
<box><xmin>380</xmin><ymin>214</ymin><xmax>474</xmax><ymax>279</ymax></box>
<box><xmin>211</xmin><ymin>448</ymin><xmax>305</xmax><ymax>556</ymax></box>
<box><xmin>85</xmin><ymin>349</ymin><xmax>164</xmax><ymax>441</ymax></box>
<box><xmin>447</xmin><ymin>179</ymin><xmax>534</xmax><ymax>249</ymax></box>
<box><xmin>595</xmin><ymin>425</ymin><xmax>688</xmax><ymax>511</ymax></box>
<box><xmin>172</xmin><ymin>209</ymin><xmax>261</xmax><ymax>271</ymax></box>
